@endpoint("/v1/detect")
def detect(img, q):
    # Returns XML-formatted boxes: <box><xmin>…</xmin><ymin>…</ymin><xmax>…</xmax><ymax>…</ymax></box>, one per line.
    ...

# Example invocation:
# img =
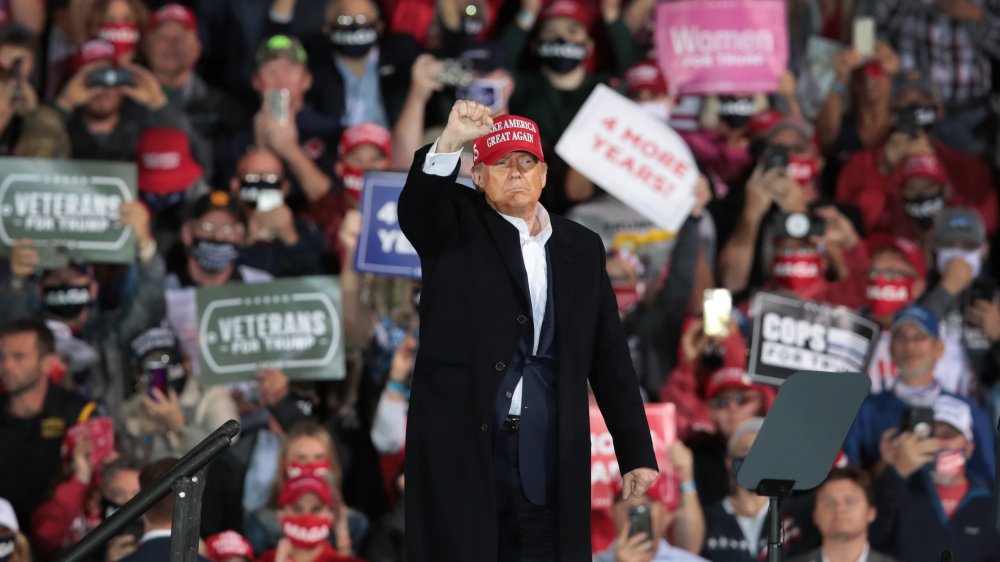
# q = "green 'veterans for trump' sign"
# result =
<box><xmin>196</xmin><ymin>276</ymin><xmax>346</xmax><ymax>384</ymax></box>
<box><xmin>0</xmin><ymin>158</ymin><xmax>137</xmax><ymax>266</ymax></box>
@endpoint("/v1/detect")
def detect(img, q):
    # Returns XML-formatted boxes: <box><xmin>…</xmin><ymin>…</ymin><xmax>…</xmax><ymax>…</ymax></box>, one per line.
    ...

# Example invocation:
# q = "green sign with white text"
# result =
<box><xmin>196</xmin><ymin>276</ymin><xmax>345</xmax><ymax>384</ymax></box>
<box><xmin>0</xmin><ymin>158</ymin><xmax>136</xmax><ymax>265</ymax></box>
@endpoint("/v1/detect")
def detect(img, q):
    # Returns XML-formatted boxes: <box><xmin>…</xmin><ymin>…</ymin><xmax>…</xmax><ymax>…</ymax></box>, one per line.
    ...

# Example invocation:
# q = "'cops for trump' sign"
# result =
<box><xmin>748</xmin><ymin>292</ymin><xmax>880</xmax><ymax>385</ymax></box>
<box><xmin>0</xmin><ymin>158</ymin><xmax>136</xmax><ymax>264</ymax></box>
<box><xmin>196</xmin><ymin>277</ymin><xmax>345</xmax><ymax>384</ymax></box>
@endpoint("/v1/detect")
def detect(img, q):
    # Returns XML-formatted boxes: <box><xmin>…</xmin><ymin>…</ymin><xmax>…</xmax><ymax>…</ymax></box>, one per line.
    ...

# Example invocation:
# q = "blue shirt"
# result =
<box><xmin>594</xmin><ymin>539</ymin><xmax>710</xmax><ymax>562</ymax></box>
<box><xmin>242</xmin><ymin>429</ymin><xmax>281</xmax><ymax>514</ymax></box>
<box><xmin>335</xmin><ymin>48</ymin><xmax>388</xmax><ymax>128</ymax></box>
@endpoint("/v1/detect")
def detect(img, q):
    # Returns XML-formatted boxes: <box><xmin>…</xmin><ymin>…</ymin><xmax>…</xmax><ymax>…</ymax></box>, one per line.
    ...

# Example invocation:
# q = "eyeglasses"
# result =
<box><xmin>709</xmin><ymin>393</ymin><xmax>758</xmax><ymax>409</ymax></box>
<box><xmin>870</xmin><ymin>269</ymin><xmax>915</xmax><ymax>281</ymax></box>
<box><xmin>334</xmin><ymin>14</ymin><xmax>370</xmax><ymax>26</ymax></box>
<box><xmin>195</xmin><ymin>222</ymin><xmax>245</xmax><ymax>236</ymax></box>
<box><xmin>242</xmin><ymin>172</ymin><xmax>281</xmax><ymax>185</ymax></box>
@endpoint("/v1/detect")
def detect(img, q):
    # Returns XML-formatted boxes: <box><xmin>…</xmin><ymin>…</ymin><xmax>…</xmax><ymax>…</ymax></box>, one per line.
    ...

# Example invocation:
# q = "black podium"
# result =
<box><xmin>737</xmin><ymin>371</ymin><xmax>870</xmax><ymax>562</ymax></box>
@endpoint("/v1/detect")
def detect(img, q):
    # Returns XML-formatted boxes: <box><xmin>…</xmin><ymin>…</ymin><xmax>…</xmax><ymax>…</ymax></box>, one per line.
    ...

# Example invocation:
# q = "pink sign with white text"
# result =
<box><xmin>655</xmin><ymin>0</ymin><xmax>788</xmax><ymax>95</ymax></box>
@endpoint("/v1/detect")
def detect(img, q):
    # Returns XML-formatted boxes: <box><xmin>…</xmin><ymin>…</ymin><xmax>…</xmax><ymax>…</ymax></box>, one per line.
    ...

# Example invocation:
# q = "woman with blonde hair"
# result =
<box><xmin>84</xmin><ymin>0</ymin><xmax>149</xmax><ymax>63</ymax></box>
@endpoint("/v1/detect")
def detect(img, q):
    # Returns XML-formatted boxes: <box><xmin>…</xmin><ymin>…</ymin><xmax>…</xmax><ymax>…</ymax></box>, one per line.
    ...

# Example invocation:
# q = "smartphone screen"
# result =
<box><xmin>628</xmin><ymin>505</ymin><xmax>653</xmax><ymax>542</ymax></box>
<box><xmin>853</xmin><ymin>17</ymin><xmax>875</xmax><ymax>60</ymax></box>
<box><xmin>703</xmin><ymin>289</ymin><xmax>732</xmax><ymax>338</ymax></box>
<box><xmin>144</xmin><ymin>361</ymin><xmax>168</xmax><ymax>397</ymax></box>
<box><xmin>265</xmin><ymin>89</ymin><xmax>291</xmax><ymax>125</ymax></box>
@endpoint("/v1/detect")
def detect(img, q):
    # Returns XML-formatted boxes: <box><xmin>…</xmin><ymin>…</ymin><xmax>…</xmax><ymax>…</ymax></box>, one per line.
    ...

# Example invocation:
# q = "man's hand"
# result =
<box><xmin>255</xmin><ymin>112</ymin><xmax>300</xmax><ymax>160</ymax></box>
<box><xmin>118</xmin><ymin>201</ymin><xmax>153</xmax><ymax>251</ymax></box>
<box><xmin>249</xmin><ymin>205</ymin><xmax>298</xmax><ymax>245</ymax></box>
<box><xmin>885</xmin><ymin>430</ymin><xmax>940</xmax><ymax>478</ymax></box>
<box><xmin>56</xmin><ymin>64</ymin><xmax>101</xmax><ymax>112</ymax></box>
<box><xmin>765</xmin><ymin>172</ymin><xmax>807</xmax><ymax>213</ymax></box>
<box><xmin>338</xmin><ymin>209</ymin><xmax>362</xmax><ymax>265</ymax></box>
<box><xmin>679</xmin><ymin>318</ymin><xmax>709</xmax><ymax>365</ymax></box>
<box><xmin>940</xmin><ymin>254</ymin><xmax>975</xmax><ymax>296</ymax></box>
<box><xmin>120</xmin><ymin>64</ymin><xmax>167</xmax><ymax>110</ymax></box>
<box><xmin>614</xmin><ymin>521</ymin><xmax>655</xmax><ymax>562</ymax></box>
<box><xmin>967</xmin><ymin>299</ymin><xmax>1000</xmax><ymax>341</ymax></box>
<box><xmin>601</xmin><ymin>0</ymin><xmax>621</xmax><ymax>22</ymax></box>
<box><xmin>10</xmin><ymin>239</ymin><xmax>39</xmax><ymax>281</ymax></box>
<box><xmin>882</xmin><ymin>132</ymin><xmax>911</xmax><ymax>171</ymax></box>
<box><xmin>410</xmin><ymin>54</ymin><xmax>445</xmax><ymax>101</ymax></box>
<box><xmin>142</xmin><ymin>388</ymin><xmax>186</xmax><ymax>433</ymax></box>
<box><xmin>438</xmin><ymin>100</ymin><xmax>493</xmax><ymax>153</ymax></box>
<box><xmin>621</xmin><ymin>467</ymin><xmax>658</xmax><ymax>500</ymax></box>
<box><xmin>833</xmin><ymin>48</ymin><xmax>863</xmax><ymax>84</ymax></box>
<box><xmin>72</xmin><ymin>435</ymin><xmax>95</xmax><ymax>483</ymax></box>
<box><xmin>105</xmin><ymin>534</ymin><xmax>138</xmax><ymax>562</ymax></box>
<box><xmin>257</xmin><ymin>367</ymin><xmax>290</xmax><ymax>407</ymax></box>
<box><xmin>2</xmin><ymin>75</ymin><xmax>38</xmax><ymax>115</ymax></box>
<box><xmin>815</xmin><ymin>206</ymin><xmax>859</xmax><ymax>249</ymax></box>
<box><xmin>743</xmin><ymin>166</ymin><xmax>778</xmax><ymax>220</ymax></box>
<box><xmin>777</xmin><ymin>70</ymin><xmax>797</xmax><ymax>100</ymax></box>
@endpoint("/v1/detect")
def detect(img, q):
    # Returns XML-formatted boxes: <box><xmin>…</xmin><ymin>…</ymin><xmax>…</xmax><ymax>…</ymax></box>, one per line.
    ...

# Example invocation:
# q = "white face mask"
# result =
<box><xmin>936</xmin><ymin>247</ymin><xmax>982</xmax><ymax>278</ymax></box>
<box><xmin>638</xmin><ymin>100</ymin><xmax>671</xmax><ymax>122</ymax></box>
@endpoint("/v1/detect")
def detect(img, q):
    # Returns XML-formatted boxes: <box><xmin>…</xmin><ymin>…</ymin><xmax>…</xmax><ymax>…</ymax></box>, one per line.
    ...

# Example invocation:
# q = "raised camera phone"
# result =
<box><xmin>143</xmin><ymin>360</ymin><xmax>169</xmax><ymax>398</ymax></box>
<box><xmin>971</xmin><ymin>278</ymin><xmax>996</xmax><ymax>304</ymax></box>
<box><xmin>9</xmin><ymin>57</ymin><xmax>23</xmax><ymax>100</ymax></box>
<box><xmin>85</xmin><ymin>67</ymin><xmax>136</xmax><ymax>88</ymax></box>
<box><xmin>900</xmin><ymin>406</ymin><xmax>935</xmax><ymax>439</ymax></box>
<box><xmin>761</xmin><ymin>144</ymin><xmax>789</xmax><ymax>172</ymax></box>
<box><xmin>434</xmin><ymin>58</ymin><xmax>473</xmax><ymax>88</ymax></box>
<box><xmin>776</xmin><ymin>212</ymin><xmax>826</xmax><ymax>239</ymax></box>
<box><xmin>627</xmin><ymin>505</ymin><xmax>653</xmax><ymax>542</ymax></box>
<box><xmin>255</xmin><ymin>189</ymin><xmax>284</xmax><ymax>212</ymax></box>
<box><xmin>893</xmin><ymin>109</ymin><xmax>920</xmax><ymax>139</ymax></box>
<box><xmin>703</xmin><ymin>289</ymin><xmax>732</xmax><ymax>338</ymax></box>
<box><xmin>265</xmin><ymin>89</ymin><xmax>291</xmax><ymax>125</ymax></box>
<box><xmin>853</xmin><ymin>17</ymin><xmax>875</xmax><ymax>59</ymax></box>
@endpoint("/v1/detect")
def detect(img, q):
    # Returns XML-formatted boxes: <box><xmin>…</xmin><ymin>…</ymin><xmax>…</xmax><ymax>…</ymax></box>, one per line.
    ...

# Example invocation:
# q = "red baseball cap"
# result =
<box><xmin>866</xmin><ymin>233</ymin><xmax>927</xmax><ymax>278</ymax></box>
<box><xmin>204</xmin><ymin>531</ymin><xmax>255</xmax><ymax>562</ymax></box>
<box><xmin>136</xmin><ymin>128</ymin><xmax>204</xmax><ymax>195</ymax></box>
<box><xmin>705</xmin><ymin>367</ymin><xmax>755</xmax><ymax>400</ymax></box>
<box><xmin>625</xmin><ymin>60</ymin><xmax>668</xmax><ymax>97</ymax></box>
<box><xmin>472</xmin><ymin>114</ymin><xmax>544</xmax><ymax>167</ymax></box>
<box><xmin>539</xmin><ymin>0</ymin><xmax>594</xmax><ymax>27</ymax></box>
<box><xmin>148</xmin><ymin>3</ymin><xmax>197</xmax><ymax>32</ymax></box>
<box><xmin>897</xmin><ymin>153</ymin><xmax>950</xmax><ymax>187</ymax></box>
<box><xmin>72</xmin><ymin>39</ymin><xmax>116</xmax><ymax>72</ymax></box>
<box><xmin>339</xmin><ymin>122</ymin><xmax>392</xmax><ymax>159</ymax></box>
<box><xmin>278</xmin><ymin>476</ymin><xmax>334</xmax><ymax>508</ymax></box>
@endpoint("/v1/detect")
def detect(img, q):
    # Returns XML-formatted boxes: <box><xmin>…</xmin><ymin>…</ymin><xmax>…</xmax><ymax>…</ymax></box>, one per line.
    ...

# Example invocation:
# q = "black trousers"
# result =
<box><xmin>494</xmin><ymin>428</ymin><xmax>558</xmax><ymax>562</ymax></box>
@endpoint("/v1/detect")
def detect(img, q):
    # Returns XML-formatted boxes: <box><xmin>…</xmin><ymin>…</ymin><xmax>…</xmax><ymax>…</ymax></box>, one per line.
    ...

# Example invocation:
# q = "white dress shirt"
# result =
<box><xmin>423</xmin><ymin>141</ymin><xmax>554</xmax><ymax>415</ymax></box>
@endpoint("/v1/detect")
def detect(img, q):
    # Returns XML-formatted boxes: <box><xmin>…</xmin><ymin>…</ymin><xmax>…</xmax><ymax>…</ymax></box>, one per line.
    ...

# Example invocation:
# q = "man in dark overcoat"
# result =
<box><xmin>398</xmin><ymin>100</ymin><xmax>658</xmax><ymax>562</ymax></box>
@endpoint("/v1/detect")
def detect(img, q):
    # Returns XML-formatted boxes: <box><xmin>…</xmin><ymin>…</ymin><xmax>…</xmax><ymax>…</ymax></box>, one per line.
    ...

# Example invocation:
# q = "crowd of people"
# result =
<box><xmin>1</xmin><ymin>0</ymin><xmax>1000</xmax><ymax>561</ymax></box>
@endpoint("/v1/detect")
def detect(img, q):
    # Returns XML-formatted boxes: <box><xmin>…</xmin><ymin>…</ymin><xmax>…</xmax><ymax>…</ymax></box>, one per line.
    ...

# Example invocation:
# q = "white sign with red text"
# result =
<box><xmin>556</xmin><ymin>84</ymin><xmax>699</xmax><ymax>233</ymax></box>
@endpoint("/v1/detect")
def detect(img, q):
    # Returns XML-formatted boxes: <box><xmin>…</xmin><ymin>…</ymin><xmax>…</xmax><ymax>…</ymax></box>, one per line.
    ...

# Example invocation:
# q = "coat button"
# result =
<box><xmin>506</xmin><ymin>391</ymin><xmax>513</xmax><ymax>398</ymax></box>
<box><xmin>481</xmin><ymin>423</ymin><xmax>489</xmax><ymax>432</ymax></box>
<box><xmin>516</xmin><ymin>314</ymin><xmax>528</xmax><ymax>325</ymax></box>
<box><xmin>495</xmin><ymin>361</ymin><xmax>506</xmax><ymax>372</ymax></box>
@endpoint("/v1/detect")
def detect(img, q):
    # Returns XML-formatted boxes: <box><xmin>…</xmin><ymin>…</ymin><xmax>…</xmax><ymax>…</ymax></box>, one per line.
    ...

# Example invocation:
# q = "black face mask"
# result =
<box><xmin>329</xmin><ymin>24</ymin><xmax>378</xmax><ymax>58</ymax></box>
<box><xmin>903</xmin><ymin>193</ymin><xmax>944</xmax><ymax>230</ymax></box>
<box><xmin>718</xmin><ymin>97</ymin><xmax>756</xmax><ymax>129</ymax></box>
<box><xmin>43</xmin><ymin>284</ymin><xmax>91</xmax><ymax>319</ymax></box>
<box><xmin>142</xmin><ymin>192</ymin><xmax>186</xmax><ymax>215</ymax></box>
<box><xmin>537</xmin><ymin>39</ymin><xmax>586</xmax><ymax>74</ymax></box>
<box><xmin>191</xmin><ymin>238</ymin><xmax>239</xmax><ymax>274</ymax></box>
<box><xmin>908</xmin><ymin>104</ymin><xmax>937</xmax><ymax>130</ymax></box>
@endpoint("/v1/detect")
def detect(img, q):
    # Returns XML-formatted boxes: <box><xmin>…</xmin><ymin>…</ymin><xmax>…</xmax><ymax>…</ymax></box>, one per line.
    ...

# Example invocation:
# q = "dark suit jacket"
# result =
<box><xmin>119</xmin><ymin>536</ymin><xmax>212</xmax><ymax>562</ymax></box>
<box><xmin>397</xmin><ymin>144</ymin><xmax>656</xmax><ymax>562</ymax></box>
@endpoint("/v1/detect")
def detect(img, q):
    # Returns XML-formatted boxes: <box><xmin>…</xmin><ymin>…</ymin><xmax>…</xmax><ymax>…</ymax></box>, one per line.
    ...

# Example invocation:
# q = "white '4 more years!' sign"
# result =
<box><xmin>555</xmin><ymin>84</ymin><xmax>699</xmax><ymax>233</ymax></box>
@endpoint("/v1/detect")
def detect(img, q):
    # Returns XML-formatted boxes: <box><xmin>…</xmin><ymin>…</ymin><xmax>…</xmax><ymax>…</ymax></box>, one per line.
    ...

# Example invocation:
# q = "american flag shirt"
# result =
<box><xmin>876</xmin><ymin>0</ymin><xmax>1000</xmax><ymax>106</ymax></box>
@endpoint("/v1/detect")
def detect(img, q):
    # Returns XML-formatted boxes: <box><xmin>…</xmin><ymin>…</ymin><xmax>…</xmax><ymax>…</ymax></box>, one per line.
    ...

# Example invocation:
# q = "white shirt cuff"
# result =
<box><xmin>422</xmin><ymin>139</ymin><xmax>463</xmax><ymax>177</ymax></box>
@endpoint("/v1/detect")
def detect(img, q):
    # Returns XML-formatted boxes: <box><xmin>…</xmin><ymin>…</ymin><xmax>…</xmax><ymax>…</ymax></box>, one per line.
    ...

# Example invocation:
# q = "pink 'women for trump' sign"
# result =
<box><xmin>655</xmin><ymin>0</ymin><xmax>788</xmax><ymax>95</ymax></box>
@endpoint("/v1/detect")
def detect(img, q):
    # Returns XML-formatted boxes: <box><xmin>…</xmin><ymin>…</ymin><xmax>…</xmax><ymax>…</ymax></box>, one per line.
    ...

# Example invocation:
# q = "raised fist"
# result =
<box><xmin>438</xmin><ymin>100</ymin><xmax>494</xmax><ymax>153</ymax></box>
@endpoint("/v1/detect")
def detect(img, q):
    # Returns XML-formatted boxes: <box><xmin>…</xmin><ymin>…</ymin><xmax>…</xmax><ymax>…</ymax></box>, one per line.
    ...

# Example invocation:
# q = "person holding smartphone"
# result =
<box><xmin>0</xmin><ymin>24</ymin><xmax>39</xmax><ymax>156</ymax></box>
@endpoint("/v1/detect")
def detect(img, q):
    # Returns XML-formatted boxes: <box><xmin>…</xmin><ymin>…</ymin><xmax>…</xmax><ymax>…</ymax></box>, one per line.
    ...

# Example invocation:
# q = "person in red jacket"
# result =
<box><xmin>836</xmin><ymin>69</ymin><xmax>997</xmax><ymax>237</ymax></box>
<box><xmin>258</xmin><ymin>476</ymin><xmax>365</xmax><ymax>562</ymax></box>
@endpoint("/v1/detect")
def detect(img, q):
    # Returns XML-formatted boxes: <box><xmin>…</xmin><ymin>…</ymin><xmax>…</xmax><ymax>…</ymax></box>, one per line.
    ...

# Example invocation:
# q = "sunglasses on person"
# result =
<box><xmin>708</xmin><ymin>393</ymin><xmax>758</xmax><ymax>409</ymax></box>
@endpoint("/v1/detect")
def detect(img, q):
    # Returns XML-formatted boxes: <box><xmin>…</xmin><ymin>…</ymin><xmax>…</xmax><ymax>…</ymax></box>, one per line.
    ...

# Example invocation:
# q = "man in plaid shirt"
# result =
<box><xmin>877</xmin><ymin>0</ymin><xmax>1000</xmax><ymax>156</ymax></box>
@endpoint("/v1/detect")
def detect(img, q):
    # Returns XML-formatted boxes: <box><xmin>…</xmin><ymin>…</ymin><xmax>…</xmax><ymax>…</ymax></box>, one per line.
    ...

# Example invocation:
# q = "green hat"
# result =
<box><xmin>256</xmin><ymin>34</ymin><xmax>308</xmax><ymax>66</ymax></box>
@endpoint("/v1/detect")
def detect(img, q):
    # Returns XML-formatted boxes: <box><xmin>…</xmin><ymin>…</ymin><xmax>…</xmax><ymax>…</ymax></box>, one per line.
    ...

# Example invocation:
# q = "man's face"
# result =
<box><xmin>326</xmin><ymin>0</ymin><xmax>382</xmax><ymax>31</ymax></box>
<box><xmin>253</xmin><ymin>59</ymin><xmax>312</xmax><ymax>110</ymax></box>
<box><xmin>0</xmin><ymin>332</ymin><xmax>47</xmax><ymax>395</ymax></box>
<box><xmin>103</xmin><ymin>468</ymin><xmax>141</xmax><ymax>505</ymax></box>
<box><xmin>889</xmin><ymin>323</ymin><xmax>943</xmax><ymax>382</ymax></box>
<box><xmin>471</xmin><ymin>151</ymin><xmax>547</xmax><ymax>218</ymax></box>
<box><xmin>184</xmin><ymin>209</ymin><xmax>246</xmax><ymax>246</ymax></box>
<box><xmin>901</xmin><ymin>177</ymin><xmax>944</xmax><ymax>201</ymax></box>
<box><xmin>232</xmin><ymin>150</ymin><xmax>286</xmax><ymax>198</ymax></box>
<box><xmin>41</xmin><ymin>267</ymin><xmax>92</xmax><ymax>291</ymax></box>
<box><xmin>812</xmin><ymin>479</ymin><xmax>874</xmax><ymax>543</ymax></box>
<box><xmin>144</xmin><ymin>21</ymin><xmax>200</xmax><ymax>77</ymax></box>
<box><xmin>709</xmin><ymin>388</ymin><xmax>762</xmax><ymax>439</ymax></box>
<box><xmin>768</xmin><ymin>128</ymin><xmax>814</xmax><ymax>158</ymax></box>
<box><xmin>539</xmin><ymin>17</ymin><xmax>590</xmax><ymax>45</ymax></box>
<box><xmin>933</xmin><ymin>421</ymin><xmax>973</xmax><ymax>459</ymax></box>
<box><xmin>341</xmin><ymin>144</ymin><xmax>389</xmax><ymax>171</ymax></box>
